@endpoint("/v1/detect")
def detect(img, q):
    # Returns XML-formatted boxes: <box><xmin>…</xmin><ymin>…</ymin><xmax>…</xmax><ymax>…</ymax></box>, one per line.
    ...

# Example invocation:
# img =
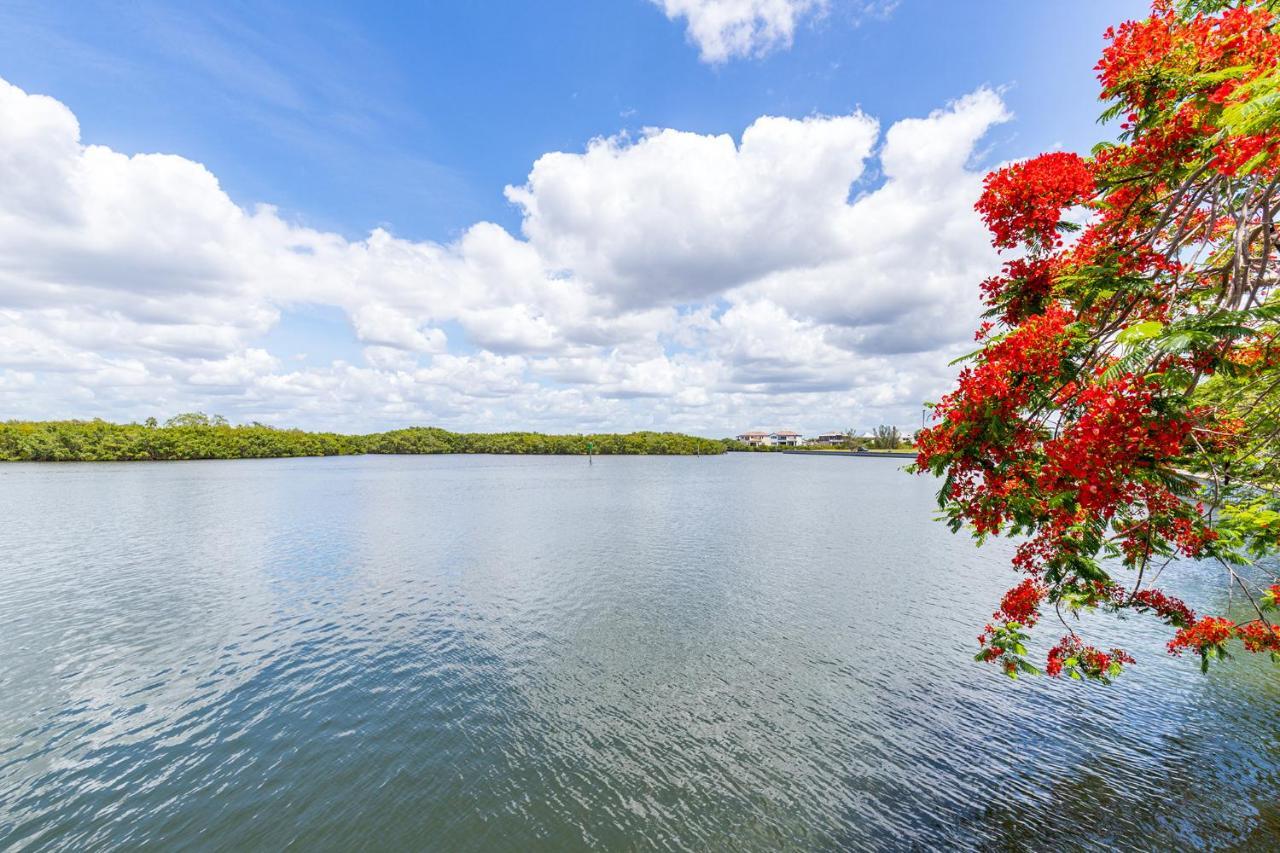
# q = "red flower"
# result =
<box><xmin>976</xmin><ymin>152</ymin><xmax>1095</xmax><ymax>249</ymax></box>
<box><xmin>1047</xmin><ymin>635</ymin><xmax>1135</xmax><ymax>681</ymax></box>
<box><xmin>999</xmin><ymin>578</ymin><xmax>1046</xmax><ymax>626</ymax></box>
<box><xmin>980</xmin><ymin>258</ymin><xmax>1059</xmax><ymax>323</ymax></box>
<box><xmin>1167</xmin><ymin>617</ymin><xmax>1236</xmax><ymax>656</ymax></box>
<box><xmin>1131</xmin><ymin>588</ymin><xmax>1196</xmax><ymax>628</ymax></box>
<box><xmin>1238</xmin><ymin>623</ymin><xmax>1280</xmax><ymax>654</ymax></box>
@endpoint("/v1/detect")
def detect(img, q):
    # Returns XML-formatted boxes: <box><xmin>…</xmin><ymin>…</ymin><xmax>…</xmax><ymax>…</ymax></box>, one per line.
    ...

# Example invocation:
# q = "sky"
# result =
<box><xmin>0</xmin><ymin>0</ymin><xmax>1149</xmax><ymax>436</ymax></box>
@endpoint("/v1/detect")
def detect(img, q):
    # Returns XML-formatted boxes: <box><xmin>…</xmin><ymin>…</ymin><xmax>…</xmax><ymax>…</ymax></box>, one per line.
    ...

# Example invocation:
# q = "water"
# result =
<box><xmin>0</xmin><ymin>454</ymin><xmax>1277</xmax><ymax>851</ymax></box>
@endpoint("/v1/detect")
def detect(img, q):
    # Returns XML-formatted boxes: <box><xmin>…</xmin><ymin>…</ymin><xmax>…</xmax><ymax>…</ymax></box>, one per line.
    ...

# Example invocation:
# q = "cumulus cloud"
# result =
<box><xmin>742</xmin><ymin>89</ymin><xmax>1011</xmax><ymax>349</ymax></box>
<box><xmin>651</xmin><ymin>0</ymin><xmax>828</xmax><ymax>63</ymax></box>
<box><xmin>0</xmin><ymin>75</ymin><xmax>1009</xmax><ymax>434</ymax></box>
<box><xmin>505</xmin><ymin>112</ymin><xmax>879</xmax><ymax>306</ymax></box>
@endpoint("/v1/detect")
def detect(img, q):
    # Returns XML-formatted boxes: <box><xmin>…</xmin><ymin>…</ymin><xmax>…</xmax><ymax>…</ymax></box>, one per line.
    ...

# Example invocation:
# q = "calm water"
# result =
<box><xmin>1</xmin><ymin>454</ymin><xmax>1277</xmax><ymax>851</ymax></box>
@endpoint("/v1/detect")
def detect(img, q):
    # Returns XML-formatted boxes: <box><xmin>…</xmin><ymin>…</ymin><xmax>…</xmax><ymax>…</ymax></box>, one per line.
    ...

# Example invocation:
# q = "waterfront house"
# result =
<box><xmin>769</xmin><ymin>430</ymin><xmax>802</xmax><ymax>447</ymax></box>
<box><xmin>736</xmin><ymin>430</ymin><xmax>771</xmax><ymax>447</ymax></box>
<box><xmin>811</xmin><ymin>431</ymin><xmax>847</xmax><ymax>445</ymax></box>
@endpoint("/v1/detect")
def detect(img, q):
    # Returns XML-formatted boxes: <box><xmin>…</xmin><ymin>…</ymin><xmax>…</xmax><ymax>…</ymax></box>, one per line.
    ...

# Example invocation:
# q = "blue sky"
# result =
<box><xmin>0</xmin><ymin>0</ymin><xmax>1149</xmax><ymax>435</ymax></box>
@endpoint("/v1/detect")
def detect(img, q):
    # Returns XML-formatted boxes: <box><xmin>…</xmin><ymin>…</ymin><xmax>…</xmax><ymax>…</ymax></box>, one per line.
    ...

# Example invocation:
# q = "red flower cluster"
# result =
<box><xmin>1046</xmin><ymin>635</ymin><xmax>1136</xmax><ymax>681</ymax></box>
<box><xmin>1238</xmin><ymin>622</ymin><xmax>1280</xmax><ymax>654</ymax></box>
<box><xmin>1040</xmin><ymin>375</ymin><xmax>1191</xmax><ymax>514</ymax></box>
<box><xmin>1099</xmin><ymin>3</ymin><xmax>1280</xmax><ymax>115</ymax></box>
<box><xmin>975</xmin><ymin>152</ymin><xmax>1095</xmax><ymax>249</ymax></box>
<box><xmin>980</xmin><ymin>258</ymin><xmax>1059</xmax><ymax>324</ymax></box>
<box><xmin>1213</xmin><ymin>133</ymin><xmax>1280</xmax><ymax>177</ymax></box>
<box><xmin>974</xmin><ymin>579</ymin><xmax>1051</xmax><ymax>677</ymax></box>
<box><xmin>1167</xmin><ymin>616</ymin><xmax>1236</xmax><ymax>656</ymax></box>
<box><xmin>916</xmin><ymin>305</ymin><xmax>1075</xmax><ymax>536</ymax></box>
<box><xmin>999</xmin><ymin>578</ymin><xmax>1046</xmax><ymax>625</ymax></box>
<box><xmin>1099</xmin><ymin>1</ymin><xmax>1280</xmax><ymax>179</ymax></box>
<box><xmin>977</xmin><ymin>579</ymin><xmax>1046</xmax><ymax>653</ymax></box>
<box><xmin>1168</xmin><ymin>614</ymin><xmax>1280</xmax><ymax>660</ymax></box>
<box><xmin>1130</xmin><ymin>588</ymin><xmax>1196</xmax><ymax>628</ymax></box>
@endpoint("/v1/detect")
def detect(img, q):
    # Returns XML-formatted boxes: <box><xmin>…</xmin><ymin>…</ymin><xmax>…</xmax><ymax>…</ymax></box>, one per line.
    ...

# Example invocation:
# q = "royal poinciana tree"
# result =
<box><xmin>916</xmin><ymin>0</ymin><xmax>1280</xmax><ymax>681</ymax></box>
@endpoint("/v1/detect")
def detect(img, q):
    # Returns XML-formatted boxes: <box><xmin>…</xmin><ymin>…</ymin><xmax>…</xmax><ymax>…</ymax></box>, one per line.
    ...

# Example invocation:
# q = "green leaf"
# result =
<box><xmin>1193</xmin><ymin>65</ymin><xmax>1250</xmax><ymax>85</ymax></box>
<box><xmin>1117</xmin><ymin>321</ymin><xmax>1165</xmax><ymax>346</ymax></box>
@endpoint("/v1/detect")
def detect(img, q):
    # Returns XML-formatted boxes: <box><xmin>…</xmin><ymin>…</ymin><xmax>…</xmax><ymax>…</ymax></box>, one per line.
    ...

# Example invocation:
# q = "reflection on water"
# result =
<box><xmin>0</xmin><ymin>454</ymin><xmax>1276</xmax><ymax>850</ymax></box>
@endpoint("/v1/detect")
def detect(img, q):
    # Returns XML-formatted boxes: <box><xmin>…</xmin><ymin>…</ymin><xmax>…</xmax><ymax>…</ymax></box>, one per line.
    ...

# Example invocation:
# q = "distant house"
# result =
<box><xmin>736</xmin><ymin>429</ymin><xmax>803</xmax><ymax>447</ymax></box>
<box><xmin>769</xmin><ymin>430</ymin><xmax>802</xmax><ymax>447</ymax></box>
<box><xmin>811</xmin><ymin>431</ymin><xmax>847</xmax><ymax>445</ymax></box>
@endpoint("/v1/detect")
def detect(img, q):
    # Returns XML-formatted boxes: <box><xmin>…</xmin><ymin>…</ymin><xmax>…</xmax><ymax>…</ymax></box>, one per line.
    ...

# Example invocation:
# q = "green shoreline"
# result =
<box><xmin>0</xmin><ymin>418</ymin><xmax>734</xmax><ymax>462</ymax></box>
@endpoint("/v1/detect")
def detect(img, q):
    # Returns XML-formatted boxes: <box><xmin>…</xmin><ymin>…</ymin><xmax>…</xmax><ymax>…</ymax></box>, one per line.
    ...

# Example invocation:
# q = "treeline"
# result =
<box><xmin>0</xmin><ymin>415</ymin><xmax>732</xmax><ymax>462</ymax></box>
<box><xmin>364</xmin><ymin>427</ymin><xmax>728</xmax><ymax>456</ymax></box>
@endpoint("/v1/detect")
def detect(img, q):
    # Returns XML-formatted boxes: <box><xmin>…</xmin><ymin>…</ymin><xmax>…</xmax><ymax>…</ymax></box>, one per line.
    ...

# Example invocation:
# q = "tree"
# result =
<box><xmin>164</xmin><ymin>412</ymin><xmax>213</xmax><ymax>428</ymax></box>
<box><xmin>871</xmin><ymin>425</ymin><xmax>901</xmax><ymax>450</ymax></box>
<box><xmin>916</xmin><ymin>0</ymin><xmax>1280</xmax><ymax>682</ymax></box>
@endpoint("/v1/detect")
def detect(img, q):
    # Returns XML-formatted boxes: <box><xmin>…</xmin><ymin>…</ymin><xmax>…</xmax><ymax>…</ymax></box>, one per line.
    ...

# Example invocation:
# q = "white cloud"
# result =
<box><xmin>505</xmin><ymin>112</ymin><xmax>879</xmax><ymax>307</ymax></box>
<box><xmin>0</xmin><ymin>75</ymin><xmax>1009</xmax><ymax>435</ymax></box>
<box><xmin>185</xmin><ymin>348</ymin><xmax>280</xmax><ymax>387</ymax></box>
<box><xmin>743</xmin><ymin>89</ymin><xmax>1011</xmax><ymax>350</ymax></box>
<box><xmin>350</xmin><ymin>303</ymin><xmax>448</xmax><ymax>354</ymax></box>
<box><xmin>651</xmin><ymin>0</ymin><xmax>828</xmax><ymax>63</ymax></box>
<box><xmin>650</xmin><ymin>0</ymin><xmax>899</xmax><ymax>64</ymax></box>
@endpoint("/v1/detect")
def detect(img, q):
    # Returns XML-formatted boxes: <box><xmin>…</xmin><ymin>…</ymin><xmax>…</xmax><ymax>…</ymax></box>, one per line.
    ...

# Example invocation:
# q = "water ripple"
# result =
<box><xmin>0</xmin><ymin>454</ymin><xmax>1277</xmax><ymax>851</ymax></box>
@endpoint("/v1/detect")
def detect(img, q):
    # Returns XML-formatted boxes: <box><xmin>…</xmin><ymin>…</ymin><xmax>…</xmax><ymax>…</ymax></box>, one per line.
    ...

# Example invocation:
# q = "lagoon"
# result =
<box><xmin>1</xmin><ymin>454</ymin><xmax>1276</xmax><ymax>850</ymax></box>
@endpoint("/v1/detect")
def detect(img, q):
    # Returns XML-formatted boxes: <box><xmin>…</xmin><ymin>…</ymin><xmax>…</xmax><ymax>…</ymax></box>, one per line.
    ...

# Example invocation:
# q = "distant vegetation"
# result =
<box><xmin>870</xmin><ymin>425</ymin><xmax>902</xmax><ymax>450</ymax></box>
<box><xmin>0</xmin><ymin>414</ymin><xmax>732</xmax><ymax>462</ymax></box>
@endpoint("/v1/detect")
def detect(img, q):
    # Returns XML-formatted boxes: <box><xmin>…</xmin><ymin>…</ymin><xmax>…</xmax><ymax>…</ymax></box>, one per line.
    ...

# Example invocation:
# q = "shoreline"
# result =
<box><xmin>0</xmin><ymin>419</ymin><xmax>731</xmax><ymax>462</ymax></box>
<box><xmin>779</xmin><ymin>449</ymin><xmax>917</xmax><ymax>458</ymax></box>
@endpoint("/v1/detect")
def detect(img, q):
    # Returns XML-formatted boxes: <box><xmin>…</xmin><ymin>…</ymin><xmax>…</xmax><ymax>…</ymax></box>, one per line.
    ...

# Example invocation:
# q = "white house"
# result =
<box><xmin>769</xmin><ymin>430</ymin><xmax>802</xmax><ymax>447</ymax></box>
<box><xmin>736</xmin><ymin>429</ymin><xmax>803</xmax><ymax>447</ymax></box>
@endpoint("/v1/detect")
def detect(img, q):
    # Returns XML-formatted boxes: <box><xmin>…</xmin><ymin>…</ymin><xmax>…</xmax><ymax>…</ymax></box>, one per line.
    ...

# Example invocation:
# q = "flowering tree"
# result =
<box><xmin>916</xmin><ymin>0</ymin><xmax>1280</xmax><ymax>681</ymax></box>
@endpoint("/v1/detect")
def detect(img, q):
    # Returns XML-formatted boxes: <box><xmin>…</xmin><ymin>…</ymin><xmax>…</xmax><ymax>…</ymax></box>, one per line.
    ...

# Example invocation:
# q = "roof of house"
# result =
<box><xmin>771</xmin><ymin>430</ymin><xmax>801</xmax><ymax>436</ymax></box>
<box><xmin>737</xmin><ymin>430</ymin><xmax>769</xmax><ymax>437</ymax></box>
